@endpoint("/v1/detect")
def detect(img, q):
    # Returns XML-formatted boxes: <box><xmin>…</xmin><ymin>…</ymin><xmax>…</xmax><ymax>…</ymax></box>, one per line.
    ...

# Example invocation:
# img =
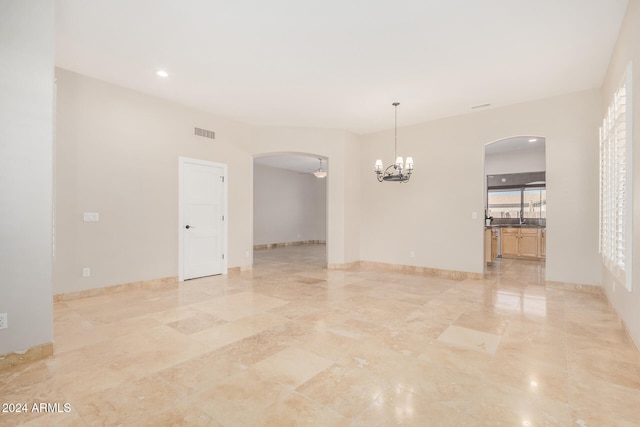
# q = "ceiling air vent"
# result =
<box><xmin>194</xmin><ymin>127</ymin><xmax>216</xmax><ymax>139</ymax></box>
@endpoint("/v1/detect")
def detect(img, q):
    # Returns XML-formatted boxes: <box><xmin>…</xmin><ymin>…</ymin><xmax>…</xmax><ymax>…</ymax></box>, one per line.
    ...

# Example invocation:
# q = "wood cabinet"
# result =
<box><xmin>501</xmin><ymin>227</ymin><xmax>545</xmax><ymax>259</ymax></box>
<box><xmin>484</xmin><ymin>228</ymin><xmax>500</xmax><ymax>264</ymax></box>
<box><xmin>484</xmin><ymin>229</ymin><xmax>492</xmax><ymax>264</ymax></box>
<box><xmin>519</xmin><ymin>228</ymin><xmax>539</xmax><ymax>257</ymax></box>
<box><xmin>491</xmin><ymin>229</ymin><xmax>499</xmax><ymax>261</ymax></box>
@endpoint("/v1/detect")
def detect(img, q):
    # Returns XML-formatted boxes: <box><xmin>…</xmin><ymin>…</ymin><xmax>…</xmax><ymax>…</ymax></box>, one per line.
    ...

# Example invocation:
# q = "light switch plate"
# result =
<box><xmin>471</xmin><ymin>211</ymin><xmax>478</xmax><ymax>219</ymax></box>
<box><xmin>83</xmin><ymin>212</ymin><xmax>99</xmax><ymax>222</ymax></box>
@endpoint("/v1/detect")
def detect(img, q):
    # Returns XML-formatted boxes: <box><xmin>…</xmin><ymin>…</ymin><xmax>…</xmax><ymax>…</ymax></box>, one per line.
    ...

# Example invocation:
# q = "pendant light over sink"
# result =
<box><xmin>375</xmin><ymin>102</ymin><xmax>413</xmax><ymax>183</ymax></box>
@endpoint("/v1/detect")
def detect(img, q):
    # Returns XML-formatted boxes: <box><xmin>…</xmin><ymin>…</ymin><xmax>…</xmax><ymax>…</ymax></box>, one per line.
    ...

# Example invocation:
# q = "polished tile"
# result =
<box><xmin>1</xmin><ymin>246</ymin><xmax>639</xmax><ymax>426</ymax></box>
<box><xmin>437</xmin><ymin>325</ymin><xmax>502</xmax><ymax>354</ymax></box>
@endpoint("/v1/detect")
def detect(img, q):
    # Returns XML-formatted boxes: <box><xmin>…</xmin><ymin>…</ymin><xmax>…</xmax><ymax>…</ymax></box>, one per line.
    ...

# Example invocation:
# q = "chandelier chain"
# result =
<box><xmin>393</xmin><ymin>102</ymin><xmax>399</xmax><ymax>159</ymax></box>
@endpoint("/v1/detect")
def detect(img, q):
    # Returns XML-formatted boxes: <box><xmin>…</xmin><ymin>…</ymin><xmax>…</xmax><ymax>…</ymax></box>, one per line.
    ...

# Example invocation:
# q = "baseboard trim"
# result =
<box><xmin>327</xmin><ymin>261</ymin><xmax>360</xmax><ymax>270</ymax></box>
<box><xmin>254</xmin><ymin>240</ymin><xmax>326</xmax><ymax>250</ymax></box>
<box><xmin>545</xmin><ymin>280</ymin><xmax>603</xmax><ymax>294</ymax></box>
<box><xmin>228</xmin><ymin>265</ymin><xmax>252</xmax><ymax>273</ymax></box>
<box><xmin>0</xmin><ymin>342</ymin><xmax>53</xmax><ymax>371</ymax></box>
<box><xmin>328</xmin><ymin>260</ymin><xmax>483</xmax><ymax>280</ymax></box>
<box><xmin>53</xmin><ymin>276</ymin><xmax>178</xmax><ymax>302</ymax></box>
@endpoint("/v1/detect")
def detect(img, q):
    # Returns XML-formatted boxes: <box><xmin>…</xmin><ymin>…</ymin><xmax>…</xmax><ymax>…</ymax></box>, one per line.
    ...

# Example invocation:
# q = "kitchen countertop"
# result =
<box><xmin>485</xmin><ymin>224</ymin><xmax>545</xmax><ymax>229</ymax></box>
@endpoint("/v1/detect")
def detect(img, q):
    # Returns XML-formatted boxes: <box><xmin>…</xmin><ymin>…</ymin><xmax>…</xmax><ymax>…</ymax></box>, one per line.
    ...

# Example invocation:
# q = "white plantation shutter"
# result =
<box><xmin>599</xmin><ymin>62</ymin><xmax>633</xmax><ymax>291</ymax></box>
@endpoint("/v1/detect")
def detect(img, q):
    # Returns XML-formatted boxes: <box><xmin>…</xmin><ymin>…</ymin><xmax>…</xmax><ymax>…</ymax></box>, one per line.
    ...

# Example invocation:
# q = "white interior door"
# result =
<box><xmin>179</xmin><ymin>157</ymin><xmax>227</xmax><ymax>281</ymax></box>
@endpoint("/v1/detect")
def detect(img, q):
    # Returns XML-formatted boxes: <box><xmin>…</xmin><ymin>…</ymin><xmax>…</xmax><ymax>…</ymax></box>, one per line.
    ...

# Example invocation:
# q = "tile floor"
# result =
<box><xmin>2</xmin><ymin>245</ymin><xmax>640</xmax><ymax>426</ymax></box>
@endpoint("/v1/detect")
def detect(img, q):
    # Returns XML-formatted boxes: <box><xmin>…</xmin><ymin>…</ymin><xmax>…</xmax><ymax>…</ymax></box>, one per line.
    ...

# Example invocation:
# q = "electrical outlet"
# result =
<box><xmin>0</xmin><ymin>313</ymin><xmax>7</xmax><ymax>330</ymax></box>
<box><xmin>82</xmin><ymin>267</ymin><xmax>91</xmax><ymax>277</ymax></box>
<box><xmin>409</xmin><ymin>251</ymin><xmax>415</xmax><ymax>258</ymax></box>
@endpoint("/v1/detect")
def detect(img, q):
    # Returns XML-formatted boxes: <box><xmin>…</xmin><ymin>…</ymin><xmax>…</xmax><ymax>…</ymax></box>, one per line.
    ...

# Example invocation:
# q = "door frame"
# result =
<box><xmin>178</xmin><ymin>156</ymin><xmax>228</xmax><ymax>281</ymax></box>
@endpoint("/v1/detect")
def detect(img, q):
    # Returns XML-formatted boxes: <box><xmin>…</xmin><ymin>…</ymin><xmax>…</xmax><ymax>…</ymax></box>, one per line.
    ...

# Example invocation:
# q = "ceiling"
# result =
<box><xmin>55</xmin><ymin>0</ymin><xmax>627</xmax><ymax>135</ymax></box>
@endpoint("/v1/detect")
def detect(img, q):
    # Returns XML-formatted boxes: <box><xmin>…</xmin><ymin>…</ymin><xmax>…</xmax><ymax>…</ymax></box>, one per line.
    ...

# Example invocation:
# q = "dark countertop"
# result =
<box><xmin>485</xmin><ymin>224</ymin><xmax>545</xmax><ymax>229</ymax></box>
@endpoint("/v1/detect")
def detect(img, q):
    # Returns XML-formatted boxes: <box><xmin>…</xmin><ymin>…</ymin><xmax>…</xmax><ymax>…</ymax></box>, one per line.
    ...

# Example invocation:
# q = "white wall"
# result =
<box><xmin>54</xmin><ymin>69</ymin><xmax>254</xmax><ymax>294</ymax></box>
<box><xmin>360</xmin><ymin>89</ymin><xmax>602</xmax><ymax>286</ymax></box>
<box><xmin>253</xmin><ymin>164</ymin><xmax>326</xmax><ymax>245</ymax></box>
<box><xmin>600</xmin><ymin>0</ymin><xmax>640</xmax><ymax>347</ymax></box>
<box><xmin>0</xmin><ymin>0</ymin><xmax>54</xmax><ymax>354</ymax></box>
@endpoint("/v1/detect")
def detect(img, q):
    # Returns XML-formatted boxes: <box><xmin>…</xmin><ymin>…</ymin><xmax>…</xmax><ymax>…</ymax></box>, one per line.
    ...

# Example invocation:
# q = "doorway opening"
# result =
<box><xmin>484</xmin><ymin>136</ymin><xmax>546</xmax><ymax>275</ymax></box>
<box><xmin>253</xmin><ymin>153</ymin><xmax>328</xmax><ymax>268</ymax></box>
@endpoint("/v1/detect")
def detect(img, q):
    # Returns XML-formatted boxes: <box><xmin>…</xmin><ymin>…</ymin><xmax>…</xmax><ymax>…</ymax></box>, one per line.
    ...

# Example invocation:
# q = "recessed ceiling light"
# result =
<box><xmin>156</xmin><ymin>70</ymin><xmax>169</xmax><ymax>78</ymax></box>
<box><xmin>528</xmin><ymin>138</ymin><xmax>538</xmax><ymax>143</ymax></box>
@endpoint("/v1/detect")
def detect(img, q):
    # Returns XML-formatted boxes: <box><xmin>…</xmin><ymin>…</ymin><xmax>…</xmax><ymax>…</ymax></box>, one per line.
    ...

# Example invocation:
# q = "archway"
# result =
<box><xmin>252</xmin><ymin>153</ymin><xmax>328</xmax><ymax>267</ymax></box>
<box><xmin>484</xmin><ymin>136</ymin><xmax>547</xmax><ymax>272</ymax></box>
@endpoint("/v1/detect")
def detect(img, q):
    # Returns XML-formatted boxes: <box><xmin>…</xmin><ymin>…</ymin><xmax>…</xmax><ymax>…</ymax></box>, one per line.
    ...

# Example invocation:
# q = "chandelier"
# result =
<box><xmin>313</xmin><ymin>158</ymin><xmax>327</xmax><ymax>178</ymax></box>
<box><xmin>375</xmin><ymin>102</ymin><xmax>413</xmax><ymax>183</ymax></box>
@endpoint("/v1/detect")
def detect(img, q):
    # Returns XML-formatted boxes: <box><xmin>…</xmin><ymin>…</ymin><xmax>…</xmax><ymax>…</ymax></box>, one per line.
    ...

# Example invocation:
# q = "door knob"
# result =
<box><xmin>185</xmin><ymin>225</ymin><xmax>195</xmax><ymax>229</ymax></box>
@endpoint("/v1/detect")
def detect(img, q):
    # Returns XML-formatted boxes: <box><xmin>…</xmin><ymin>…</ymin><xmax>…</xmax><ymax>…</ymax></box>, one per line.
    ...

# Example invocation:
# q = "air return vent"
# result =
<box><xmin>194</xmin><ymin>127</ymin><xmax>216</xmax><ymax>139</ymax></box>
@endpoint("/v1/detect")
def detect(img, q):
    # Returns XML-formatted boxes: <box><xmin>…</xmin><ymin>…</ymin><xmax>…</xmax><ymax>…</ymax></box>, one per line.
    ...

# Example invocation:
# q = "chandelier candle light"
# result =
<box><xmin>375</xmin><ymin>102</ymin><xmax>413</xmax><ymax>182</ymax></box>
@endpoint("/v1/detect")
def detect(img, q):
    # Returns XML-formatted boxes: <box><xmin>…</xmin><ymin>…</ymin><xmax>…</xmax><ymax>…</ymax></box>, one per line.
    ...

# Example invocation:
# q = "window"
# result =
<box><xmin>487</xmin><ymin>187</ymin><xmax>546</xmax><ymax>220</ymax></box>
<box><xmin>523</xmin><ymin>188</ymin><xmax>547</xmax><ymax>220</ymax></box>
<box><xmin>600</xmin><ymin>62</ymin><xmax>633</xmax><ymax>291</ymax></box>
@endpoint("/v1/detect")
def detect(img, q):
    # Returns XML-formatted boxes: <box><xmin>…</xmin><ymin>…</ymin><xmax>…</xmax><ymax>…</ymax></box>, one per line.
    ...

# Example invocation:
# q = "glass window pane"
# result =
<box><xmin>523</xmin><ymin>188</ymin><xmax>546</xmax><ymax>219</ymax></box>
<box><xmin>487</xmin><ymin>189</ymin><xmax>521</xmax><ymax>219</ymax></box>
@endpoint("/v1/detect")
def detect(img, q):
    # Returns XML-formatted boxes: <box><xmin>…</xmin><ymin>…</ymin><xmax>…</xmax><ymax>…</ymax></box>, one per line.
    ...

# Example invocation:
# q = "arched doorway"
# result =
<box><xmin>253</xmin><ymin>153</ymin><xmax>328</xmax><ymax>268</ymax></box>
<box><xmin>484</xmin><ymin>136</ymin><xmax>546</xmax><ymax>273</ymax></box>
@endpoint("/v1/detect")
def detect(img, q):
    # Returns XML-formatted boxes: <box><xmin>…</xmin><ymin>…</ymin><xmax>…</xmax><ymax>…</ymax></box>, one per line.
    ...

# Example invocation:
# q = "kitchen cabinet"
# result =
<box><xmin>501</xmin><ymin>228</ymin><xmax>519</xmax><ymax>257</ymax></box>
<box><xmin>484</xmin><ymin>228</ymin><xmax>500</xmax><ymax>264</ymax></box>
<box><xmin>491</xmin><ymin>229</ymin><xmax>499</xmax><ymax>261</ymax></box>
<box><xmin>485</xmin><ymin>229</ymin><xmax>492</xmax><ymax>264</ymax></box>
<box><xmin>519</xmin><ymin>228</ymin><xmax>539</xmax><ymax>257</ymax></box>
<box><xmin>540</xmin><ymin>228</ymin><xmax>546</xmax><ymax>258</ymax></box>
<box><xmin>501</xmin><ymin>227</ymin><xmax>545</xmax><ymax>259</ymax></box>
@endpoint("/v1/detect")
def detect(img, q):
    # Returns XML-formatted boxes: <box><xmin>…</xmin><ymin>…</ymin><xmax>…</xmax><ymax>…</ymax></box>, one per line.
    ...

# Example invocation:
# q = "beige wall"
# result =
<box><xmin>601</xmin><ymin>0</ymin><xmax>640</xmax><ymax>347</ymax></box>
<box><xmin>0</xmin><ymin>0</ymin><xmax>54</xmax><ymax>354</ymax></box>
<box><xmin>253</xmin><ymin>164</ymin><xmax>326</xmax><ymax>245</ymax></box>
<box><xmin>54</xmin><ymin>69</ymin><xmax>254</xmax><ymax>294</ymax></box>
<box><xmin>360</xmin><ymin>89</ymin><xmax>602</xmax><ymax>285</ymax></box>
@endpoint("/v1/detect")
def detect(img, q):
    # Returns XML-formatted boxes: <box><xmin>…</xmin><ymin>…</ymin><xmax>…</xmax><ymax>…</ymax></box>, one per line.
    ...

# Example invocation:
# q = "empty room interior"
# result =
<box><xmin>2</xmin><ymin>0</ymin><xmax>640</xmax><ymax>425</ymax></box>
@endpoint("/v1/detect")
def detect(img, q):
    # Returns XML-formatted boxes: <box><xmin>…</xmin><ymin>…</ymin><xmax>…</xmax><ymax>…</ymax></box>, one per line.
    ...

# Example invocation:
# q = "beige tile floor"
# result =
<box><xmin>2</xmin><ymin>245</ymin><xmax>640</xmax><ymax>426</ymax></box>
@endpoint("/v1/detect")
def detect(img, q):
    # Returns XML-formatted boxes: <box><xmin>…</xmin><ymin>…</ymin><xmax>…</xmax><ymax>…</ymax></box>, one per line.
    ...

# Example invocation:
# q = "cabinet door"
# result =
<box><xmin>519</xmin><ymin>229</ymin><xmax>539</xmax><ymax>257</ymax></box>
<box><xmin>491</xmin><ymin>231</ymin><xmax>498</xmax><ymax>260</ymax></box>
<box><xmin>501</xmin><ymin>229</ymin><xmax>519</xmax><ymax>256</ymax></box>
<box><xmin>484</xmin><ymin>229</ymin><xmax>492</xmax><ymax>263</ymax></box>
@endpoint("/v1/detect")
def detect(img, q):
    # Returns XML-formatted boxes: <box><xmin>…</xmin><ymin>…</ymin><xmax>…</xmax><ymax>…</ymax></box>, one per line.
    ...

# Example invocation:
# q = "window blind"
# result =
<box><xmin>599</xmin><ymin>62</ymin><xmax>633</xmax><ymax>291</ymax></box>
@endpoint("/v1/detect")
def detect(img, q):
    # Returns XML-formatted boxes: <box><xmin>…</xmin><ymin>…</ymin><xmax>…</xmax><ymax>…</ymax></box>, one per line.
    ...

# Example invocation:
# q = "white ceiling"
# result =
<box><xmin>55</xmin><ymin>0</ymin><xmax>627</xmax><ymax>135</ymax></box>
